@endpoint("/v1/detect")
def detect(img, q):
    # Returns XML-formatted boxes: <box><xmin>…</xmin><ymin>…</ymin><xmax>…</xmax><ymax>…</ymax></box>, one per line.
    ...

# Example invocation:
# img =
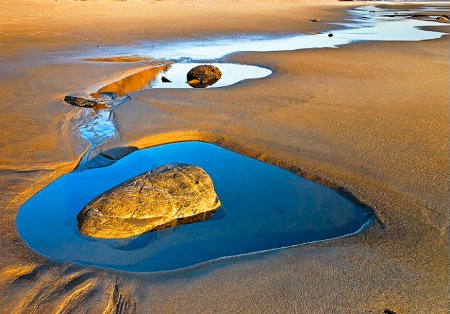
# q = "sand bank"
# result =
<box><xmin>0</xmin><ymin>0</ymin><xmax>448</xmax><ymax>313</ymax></box>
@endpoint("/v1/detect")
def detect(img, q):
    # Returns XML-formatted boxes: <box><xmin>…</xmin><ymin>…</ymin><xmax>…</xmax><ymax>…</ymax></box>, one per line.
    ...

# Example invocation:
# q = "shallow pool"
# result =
<box><xmin>83</xmin><ymin>5</ymin><xmax>447</xmax><ymax>62</ymax></box>
<box><xmin>95</xmin><ymin>62</ymin><xmax>272</xmax><ymax>95</ymax></box>
<box><xmin>17</xmin><ymin>142</ymin><xmax>371</xmax><ymax>272</ymax></box>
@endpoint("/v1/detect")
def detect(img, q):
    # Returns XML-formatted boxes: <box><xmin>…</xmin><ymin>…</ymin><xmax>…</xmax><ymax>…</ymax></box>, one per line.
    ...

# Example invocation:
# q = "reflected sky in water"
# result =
<box><xmin>151</xmin><ymin>63</ymin><xmax>271</xmax><ymax>88</ymax></box>
<box><xmin>94</xmin><ymin>62</ymin><xmax>271</xmax><ymax>92</ymax></box>
<box><xmin>88</xmin><ymin>5</ymin><xmax>447</xmax><ymax>61</ymax></box>
<box><xmin>17</xmin><ymin>142</ymin><xmax>370</xmax><ymax>272</ymax></box>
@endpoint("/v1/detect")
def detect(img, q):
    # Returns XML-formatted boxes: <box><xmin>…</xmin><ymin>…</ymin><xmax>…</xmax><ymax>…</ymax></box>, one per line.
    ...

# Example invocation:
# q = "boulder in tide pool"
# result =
<box><xmin>187</xmin><ymin>65</ymin><xmax>222</xmax><ymax>88</ymax></box>
<box><xmin>77</xmin><ymin>163</ymin><xmax>221</xmax><ymax>239</ymax></box>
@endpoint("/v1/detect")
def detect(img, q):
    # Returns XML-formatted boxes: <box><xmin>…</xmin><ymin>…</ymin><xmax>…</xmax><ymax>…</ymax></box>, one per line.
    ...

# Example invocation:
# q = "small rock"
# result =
<box><xmin>309</xmin><ymin>18</ymin><xmax>321</xmax><ymax>22</ymax></box>
<box><xmin>64</xmin><ymin>95</ymin><xmax>98</xmax><ymax>108</ymax></box>
<box><xmin>436</xmin><ymin>15</ymin><xmax>449</xmax><ymax>21</ymax></box>
<box><xmin>409</xmin><ymin>14</ymin><xmax>428</xmax><ymax>18</ymax></box>
<box><xmin>328</xmin><ymin>33</ymin><xmax>334</xmax><ymax>37</ymax></box>
<box><xmin>77</xmin><ymin>163</ymin><xmax>221</xmax><ymax>238</ymax></box>
<box><xmin>187</xmin><ymin>65</ymin><xmax>222</xmax><ymax>88</ymax></box>
<box><xmin>161</xmin><ymin>76</ymin><xmax>172</xmax><ymax>83</ymax></box>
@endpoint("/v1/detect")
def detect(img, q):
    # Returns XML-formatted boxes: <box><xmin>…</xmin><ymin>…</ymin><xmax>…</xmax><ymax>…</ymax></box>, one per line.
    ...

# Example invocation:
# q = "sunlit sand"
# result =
<box><xmin>0</xmin><ymin>0</ymin><xmax>448</xmax><ymax>313</ymax></box>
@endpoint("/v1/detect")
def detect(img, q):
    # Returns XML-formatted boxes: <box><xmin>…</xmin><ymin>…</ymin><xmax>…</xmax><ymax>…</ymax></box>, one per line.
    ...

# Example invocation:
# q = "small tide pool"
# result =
<box><xmin>17</xmin><ymin>142</ymin><xmax>371</xmax><ymax>272</ymax></box>
<box><xmin>94</xmin><ymin>62</ymin><xmax>272</xmax><ymax>95</ymax></box>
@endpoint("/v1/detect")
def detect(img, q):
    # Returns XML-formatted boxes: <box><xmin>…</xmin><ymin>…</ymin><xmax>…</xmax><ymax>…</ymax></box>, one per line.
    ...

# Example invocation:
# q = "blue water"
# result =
<box><xmin>17</xmin><ymin>142</ymin><xmax>370</xmax><ymax>272</ymax></box>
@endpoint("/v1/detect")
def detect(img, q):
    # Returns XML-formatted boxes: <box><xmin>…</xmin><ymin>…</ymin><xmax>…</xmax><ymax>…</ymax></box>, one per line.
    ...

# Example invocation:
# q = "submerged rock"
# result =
<box><xmin>77</xmin><ymin>163</ymin><xmax>221</xmax><ymax>239</ymax></box>
<box><xmin>187</xmin><ymin>65</ymin><xmax>222</xmax><ymax>88</ymax></box>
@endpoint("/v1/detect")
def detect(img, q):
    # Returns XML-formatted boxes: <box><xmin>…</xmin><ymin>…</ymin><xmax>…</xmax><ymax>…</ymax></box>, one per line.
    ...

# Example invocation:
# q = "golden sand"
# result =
<box><xmin>0</xmin><ymin>0</ymin><xmax>448</xmax><ymax>313</ymax></box>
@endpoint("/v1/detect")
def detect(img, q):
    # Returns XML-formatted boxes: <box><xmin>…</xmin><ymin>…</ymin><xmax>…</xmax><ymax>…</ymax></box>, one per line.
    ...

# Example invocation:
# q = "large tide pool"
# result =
<box><xmin>17</xmin><ymin>142</ymin><xmax>371</xmax><ymax>272</ymax></box>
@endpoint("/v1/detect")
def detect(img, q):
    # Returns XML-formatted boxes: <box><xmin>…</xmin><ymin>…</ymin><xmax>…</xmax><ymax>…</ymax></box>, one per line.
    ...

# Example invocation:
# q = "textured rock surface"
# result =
<box><xmin>64</xmin><ymin>95</ymin><xmax>99</xmax><ymax>108</ymax></box>
<box><xmin>187</xmin><ymin>65</ymin><xmax>222</xmax><ymax>88</ymax></box>
<box><xmin>77</xmin><ymin>163</ymin><xmax>221</xmax><ymax>238</ymax></box>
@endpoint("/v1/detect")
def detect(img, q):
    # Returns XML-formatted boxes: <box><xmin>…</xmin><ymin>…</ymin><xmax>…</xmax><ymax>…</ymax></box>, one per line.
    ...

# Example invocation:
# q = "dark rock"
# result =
<box><xmin>161</xmin><ymin>76</ymin><xmax>172</xmax><ymax>83</ymax></box>
<box><xmin>409</xmin><ymin>14</ymin><xmax>429</xmax><ymax>18</ymax></box>
<box><xmin>64</xmin><ymin>95</ymin><xmax>98</xmax><ymax>108</ymax></box>
<box><xmin>328</xmin><ymin>33</ymin><xmax>334</xmax><ymax>37</ymax></box>
<box><xmin>77</xmin><ymin>163</ymin><xmax>221</xmax><ymax>238</ymax></box>
<box><xmin>309</xmin><ymin>18</ymin><xmax>321</xmax><ymax>22</ymax></box>
<box><xmin>187</xmin><ymin>65</ymin><xmax>222</xmax><ymax>88</ymax></box>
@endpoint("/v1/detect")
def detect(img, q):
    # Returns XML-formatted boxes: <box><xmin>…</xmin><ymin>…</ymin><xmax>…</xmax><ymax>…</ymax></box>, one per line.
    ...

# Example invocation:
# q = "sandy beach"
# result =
<box><xmin>0</xmin><ymin>0</ymin><xmax>448</xmax><ymax>313</ymax></box>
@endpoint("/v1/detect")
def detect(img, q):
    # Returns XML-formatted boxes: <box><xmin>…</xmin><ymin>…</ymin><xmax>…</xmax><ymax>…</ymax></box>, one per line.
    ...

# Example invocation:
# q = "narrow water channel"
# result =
<box><xmin>82</xmin><ymin>5</ymin><xmax>447</xmax><ymax>62</ymax></box>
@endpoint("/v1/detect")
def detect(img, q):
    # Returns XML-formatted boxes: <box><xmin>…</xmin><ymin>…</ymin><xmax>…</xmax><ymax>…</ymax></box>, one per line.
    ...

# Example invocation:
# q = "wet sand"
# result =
<box><xmin>0</xmin><ymin>0</ymin><xmax>449</xmax><ymax>313</ymax></box>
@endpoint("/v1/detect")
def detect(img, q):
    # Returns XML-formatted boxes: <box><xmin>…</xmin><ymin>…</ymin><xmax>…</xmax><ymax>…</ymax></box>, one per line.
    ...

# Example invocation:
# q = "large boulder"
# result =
<box><xmin>77</xmin><ymin>163</ymin><xmax>221</xmax><ymax>239</ymax></box>
<box><xmin>187</xmin><ymin>65</ymin><xmax>222</xmax><ymax>88</ymax></box>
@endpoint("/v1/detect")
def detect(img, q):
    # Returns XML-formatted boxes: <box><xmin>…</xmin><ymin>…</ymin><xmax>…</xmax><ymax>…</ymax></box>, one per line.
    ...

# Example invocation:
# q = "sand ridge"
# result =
<box><xmin>0</xmin><ymin>0</ymin><xmax>449</xmax><ymax>313</ymax></box>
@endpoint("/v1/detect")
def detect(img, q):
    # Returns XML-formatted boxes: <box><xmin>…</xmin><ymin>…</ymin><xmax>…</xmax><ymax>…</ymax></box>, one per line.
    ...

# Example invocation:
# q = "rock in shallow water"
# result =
<box><xmin>64</xmin><ymin>92</ymin><xmax>123</xmax><ymax>109</ymax></box>
<box><xmin>77</xmin><ymin>163</ymin><xmax>221</xmax><ymax>239</ymax></box>
<box><xmin>64</xmin><ymin>95</ymin><xmax>99</xmax><ymax>108</ymax></box>
<box><xmin>187</xmin><ymin>65</ymin><xmax>222</xmax><ymax>88</ymax></box>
